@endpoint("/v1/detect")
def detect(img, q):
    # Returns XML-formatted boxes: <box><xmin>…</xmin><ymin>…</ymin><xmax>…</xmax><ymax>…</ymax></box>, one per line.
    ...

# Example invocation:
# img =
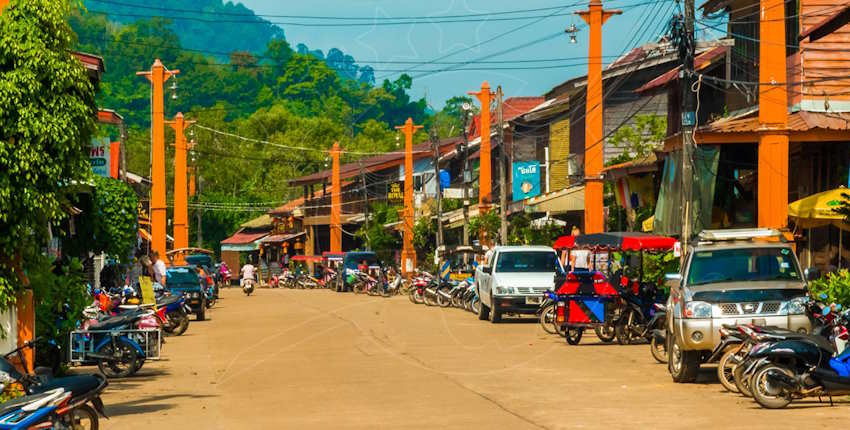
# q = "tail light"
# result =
<box><xmin>556</xmin><ymin>301</ymin><xmax>565</xmax><ymax>323</ymax></box>
<box><xmin>592</xmin><ymin>272</ymin><xmax>606</xmax><ymax>284</ymax></box>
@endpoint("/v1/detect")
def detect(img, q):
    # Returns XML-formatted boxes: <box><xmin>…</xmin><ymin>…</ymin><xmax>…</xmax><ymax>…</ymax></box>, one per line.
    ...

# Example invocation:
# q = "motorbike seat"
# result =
<box><xmin>87</xmin><ymin>314</ymin><xmax>133</xmax><ymax>331</ymax></box>
<box><xmin>157</xmin><ymin>295</ymin><xmax>181</xmax><ymax>307</ymax></box>
<box><xmin>33</xmin><ymin>375</ymin><xmax>103</xmax><ymax>399</ymax></box>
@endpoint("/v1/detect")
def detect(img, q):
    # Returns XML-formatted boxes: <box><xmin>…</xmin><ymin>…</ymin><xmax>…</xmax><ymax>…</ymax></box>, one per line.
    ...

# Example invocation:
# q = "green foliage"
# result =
<box><xmin>90</xmin><ymin>176</ymin><xmax>138</xmax><ymax>261</ymax></box>
<box><xmin>0</xmin><ymin>0</ymin><xmax>97</xmax><ymax>306</ymax></box>
<box><xmin>607</xmin><ymin>114</ymin><xmax>667</xmax><ymax>164</ymax></box>
<box><xmin>469</xmin><ymin>210</ymin><xmax>501</xmax><ymax>244</ymax></box>
<box><xmin>428</xmin><ymin>96</ymin><xmax>476</xmax><ymax>138</ymax></box>
<box><xmin>27</xmin><ymin>255</ymin><xmax>89</xmax><ymax>346</ymax></box>
<box><xmin>643</xmin><ymin>252</ymin><xmax>680</xmax><ymax>289</ymax></box>
<box><xmin>356</xmin><ymin>203</ymin><xmax>401</xmax><ymax>262</ymax></box>
<box><xmin>808</xmin><ymin>270</ymin><xmax>850</xmax><ymax>309</ymax></box>
<box><xmin>507</xmin><ymin>213</ymin><xmax>564</xmax><ymax>246</ymax></box>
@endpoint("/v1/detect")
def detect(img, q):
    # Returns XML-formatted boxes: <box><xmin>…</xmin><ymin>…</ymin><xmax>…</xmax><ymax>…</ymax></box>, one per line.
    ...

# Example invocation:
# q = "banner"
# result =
<box><xmin>89</xmin><ymin>137</ymin><xmax>111</xmax><ymax>177</ymax></box>
<box><xmin>512</xmin><ymin>161</ymin><xmax>541</xmax><ymax>201</ymax></box>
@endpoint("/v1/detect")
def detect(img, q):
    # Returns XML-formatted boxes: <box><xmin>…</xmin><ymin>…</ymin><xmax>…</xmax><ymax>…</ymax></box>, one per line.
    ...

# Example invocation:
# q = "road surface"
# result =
<box><xmin>98</xmin><ymin>288</ymin><xmax>849</xmax><ymax>429</ymax></box>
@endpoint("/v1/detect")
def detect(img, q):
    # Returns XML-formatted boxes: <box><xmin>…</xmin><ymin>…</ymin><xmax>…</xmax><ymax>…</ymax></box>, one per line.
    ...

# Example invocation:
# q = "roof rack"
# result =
<box><xmin>697</xmin><ymin>228</ymin><xmax>784</xmax><ymax>242</ymax></box>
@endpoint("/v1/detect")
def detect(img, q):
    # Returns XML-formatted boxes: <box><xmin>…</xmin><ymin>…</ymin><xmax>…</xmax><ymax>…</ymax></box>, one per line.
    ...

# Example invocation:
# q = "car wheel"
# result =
<box><xmin>477</xmin><ymin>288</ymin><xmax>489</xmax><ymax>321</ymax></box>
<box><xmin>488</xmin><ymin>295</ymin><xmax>501</xmax><ymax>323</ymax></box>
<box><xmin>668</xmin><ymin>338</ymin><xmax>699</xmax><ymax>383</ymax></box>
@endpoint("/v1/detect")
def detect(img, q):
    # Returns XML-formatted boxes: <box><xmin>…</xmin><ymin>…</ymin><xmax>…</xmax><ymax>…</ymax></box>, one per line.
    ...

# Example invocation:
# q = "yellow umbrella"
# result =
<box><xmin>788</xmin><ymin>187</ymin><xmax>850</xmax><ymax>268</ymax></box>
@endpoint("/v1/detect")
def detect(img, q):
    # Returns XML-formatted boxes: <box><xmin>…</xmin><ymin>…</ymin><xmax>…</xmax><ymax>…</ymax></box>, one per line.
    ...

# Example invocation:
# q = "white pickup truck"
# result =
<box><xmin>475</xmin><ymin>246</ymin><xmax>561</xmax><ymax>323</ymax></box>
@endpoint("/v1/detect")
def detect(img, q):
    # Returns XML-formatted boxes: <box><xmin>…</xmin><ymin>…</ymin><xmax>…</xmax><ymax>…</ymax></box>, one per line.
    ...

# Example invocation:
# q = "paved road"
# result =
<box><xmin>99</xmin><ymin>288</ymin><xmax>849</xmax><ymax>429</ymax></box>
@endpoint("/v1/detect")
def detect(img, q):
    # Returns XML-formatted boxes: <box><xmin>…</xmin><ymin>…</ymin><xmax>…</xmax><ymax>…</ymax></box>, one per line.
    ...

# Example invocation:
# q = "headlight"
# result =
<box><xmin>495</xmin><ymin>286</ymin><xmax>515</xmax><ymax>295</ymax></box>
<box><xmin>685</xmin><ymin>301</ymin><xmax>712</xmax><ymax>318</ymax></box>
<box><xmin>784</xmin><ymin>298</ymin><xmax>806</xmax><ymax>315</ymax></box>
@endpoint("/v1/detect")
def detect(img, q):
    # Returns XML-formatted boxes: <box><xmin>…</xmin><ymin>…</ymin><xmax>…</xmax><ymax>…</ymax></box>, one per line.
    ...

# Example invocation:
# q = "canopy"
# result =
<box><xmin>322</xmin><ymin>252</ymin><xmax>344</xmax><ymax>261</ymax></box>
<box><xmin>291</xmin><ymin>255</ymin><xmax>323</xmax><ymax>262</ymax></box>
<box><xmin>788</xmin><ymin>187</ymin><xmax>850</xmax><ymax>230</ymax></box>
<box><xmin>553</xmin><ymin>235</ymin><xmax>576</xmax><ymax>250</ymax></box>
<box><xmin>574</xmin><ymin>232</ymin><xmax>677</xmax><ymax>252</ymax></box>
<box><xmin>436</xmin><ymin>245</ymin><xmax>488</xmax><ymax>257</ymax></box>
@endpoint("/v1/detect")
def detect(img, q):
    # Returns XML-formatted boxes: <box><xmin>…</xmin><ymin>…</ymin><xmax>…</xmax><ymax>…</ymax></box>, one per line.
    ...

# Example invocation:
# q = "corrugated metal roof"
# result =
<box><xmin>221</xmin><ymin>230</ymin><xmax>269</xmax><ymax>245</ymax></box>
<box><xmin>240</xmin><ymin>214</ymin><xmax>273</xmax><ymax>229</ymax></box>
<box><xmin>699</xmin><ymin>110</ymin><xmax>850</xmax><ymax>133</ymax></box>
<box><xmin>636</xmin><ymin>46</ymin><xmax>728</xmax><ymax>93</ymax></box>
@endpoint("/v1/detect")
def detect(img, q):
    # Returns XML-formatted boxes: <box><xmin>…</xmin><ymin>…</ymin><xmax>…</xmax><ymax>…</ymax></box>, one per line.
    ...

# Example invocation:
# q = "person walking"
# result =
<box><xmin>152</xmin><ymin>250</ymin><xmax>167</xmax><ymax>286</ymax></box>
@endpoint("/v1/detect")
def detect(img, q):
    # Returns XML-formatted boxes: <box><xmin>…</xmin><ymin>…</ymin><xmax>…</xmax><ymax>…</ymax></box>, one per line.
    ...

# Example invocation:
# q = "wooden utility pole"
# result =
<box><xmin>680</xmin><ymin>0</ymin><xmax>696</xmax><ymax>250</ymax></box>
<box><xmin>330</xmin><ymin>142</ymin><xmax>342</xmax><ymax>253</ymax></box>
<box><xmin>137</xmin><ymin>59</ymin><xmax>178</xmax><ymax>261</ymax></box>
<box><xmin>757</xmin><ymin>0</ymin><xmax>789</xmax><ymax>228</ymax></box>
<box><xmin>496</xmin><ymin>86</ymin><xmax>508</xmax><ymax>245</ymax></box>
<box><xmin>358</xmin><ymin>159</ymin><xmax>370</xmax><ymax>248</ymax></box>
<box><xmin>578</xmin><ymin>1</ymin><xmax>620</xmax><ymax>234</ymax></box>
<box><xmin>167</xmin><ymin>113</ymin><xmax>194</xmax><ymax>265</ymax></box>
<box><xmin>396</xmin><ymin>118</ymin><xmax>423</xmax><ymax>275</ymax></box>
<box><xmin>431</xmin><ymin>128</ymin><xmax>444</xmax><ymax>249</ymax></box>
<box><xmin>469</xmin><ymin>82</ymin><xmax>494</xmax><ymax>212</ymax></box>
<box><xmin>460</xmin><ymin>113</ymin><xmax>471</xmax><ymax>247</ymax></box>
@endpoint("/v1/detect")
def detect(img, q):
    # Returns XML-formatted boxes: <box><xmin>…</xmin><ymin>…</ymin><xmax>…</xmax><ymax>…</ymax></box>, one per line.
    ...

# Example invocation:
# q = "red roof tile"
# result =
<box><xmin>700</xmin><ymin>110</ymin><xmax>850</xmax><ymax>134</ymax></box>
<box><xmin>221</xmin><ymin>230</ymin><xmax>268</xmax><ymax>245</ymax></box>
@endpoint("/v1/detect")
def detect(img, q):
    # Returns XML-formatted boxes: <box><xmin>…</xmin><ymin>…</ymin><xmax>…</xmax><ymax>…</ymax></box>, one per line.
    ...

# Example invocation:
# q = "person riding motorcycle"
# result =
<box><xmin>240</xmin><ymin>261</ymin><xmax>257</xmax><ymax>288</ymax></box>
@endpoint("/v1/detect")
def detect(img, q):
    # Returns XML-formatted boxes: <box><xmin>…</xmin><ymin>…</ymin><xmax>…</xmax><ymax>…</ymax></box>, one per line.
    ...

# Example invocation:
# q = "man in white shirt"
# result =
<box><xmin>240</xmin><ymin>261</ymin><xmax>256</xmax><ymax>287</ymax></box>
<box><xmin>152</xmin><ymin>251</ymin><xmax>167</xmax><ymax>286</ymax></box>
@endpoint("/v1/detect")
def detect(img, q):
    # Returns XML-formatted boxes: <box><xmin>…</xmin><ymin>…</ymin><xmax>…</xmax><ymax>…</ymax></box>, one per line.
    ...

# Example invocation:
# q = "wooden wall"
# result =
<box><xmin>798</xmin><ymin>0</ymin><xmax>850</xmax><ymax>107</ymax></box>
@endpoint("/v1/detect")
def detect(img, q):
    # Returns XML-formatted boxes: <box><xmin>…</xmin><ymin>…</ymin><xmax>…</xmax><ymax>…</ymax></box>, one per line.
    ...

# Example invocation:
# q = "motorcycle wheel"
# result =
<box><xmin>566</xmin><ymin>327</ymin><xmax>584</xmax><ymax>345</ymax></box>
<box><xmin>717</xmin><ymin>349</ymin><xmax>741</xmax><ymax>393</ymax></box>
<box><xmin>97</xmin><ymin>340</ymin><xmax>140</xmax><ymax>378</ymax></box>
<box><xmin>470</xmin><ymin>298</ymin><xmax>480</xmax><ymax>314</ymax></box>
<box><xmin>167</xmin><ymin>311</ymin><xmax>189</xmax><ymax>337</ymax></box>
<box><xmin>751</xmin><ymin>364</ymin><xmax>794</xmax><ymax>409</ymax></box>
<box><xmin>424</xmin><ymin>291</ymin><xmax>437</xmax><ymax>306</ymax></box>
<box><xmin>408</xmin><ymin>287</ymin><xmax>418</xmax><ymax>304</ymax></box>
<box><xmin>414</xmin><ymin>289</ymin><xmax>425</xmax><ymax>304</ymax></box>
<box><xmin>650</xmin><ymin>336</ymin><xmax>667</xmax><ymax>364</ymax></box>
<box><xmin>539</xmin><ymin>304</ymin><xmax>557</xmax><ymax>335</ymax></box>
<box><xmin>63</xmin><ymin>404</ymin><xmax>99</xmax><ymax>430</ymax></box>
<box><xmin>594</xmin><ymin>323</ymin><xmax>617</xmax><ymax>343</ymax></box>
<box><xmin>437</xmin><ymin>289</ymin><xmax>452</xmax><ymax>307</ymax></box>
<box><xmin>353</xmin><ymin>283</ymin><xmax>367</xmax><ymax>294</ymax></box>
<box><xmin>206</xmin><ymin>297</ymin><xmax>216</xmax><ymax>308</ymax></box>
<box><xmin>734</xmin><ymin>361</ymin><xmax>753</xmax><ymax>397</ymax></box>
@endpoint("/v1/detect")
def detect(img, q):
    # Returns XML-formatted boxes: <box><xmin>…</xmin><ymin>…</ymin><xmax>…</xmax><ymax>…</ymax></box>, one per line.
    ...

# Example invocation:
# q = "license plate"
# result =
<box><xmin>525</xmin><ymin>296</ymin><xmax>542</xmax><ymax>305</ymax></box>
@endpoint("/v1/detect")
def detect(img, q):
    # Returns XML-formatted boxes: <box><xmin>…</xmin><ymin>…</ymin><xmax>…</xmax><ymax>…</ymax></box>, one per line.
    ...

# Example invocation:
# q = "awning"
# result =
<box><xmin>221</xmin><ymin>229</ymin><xmax>269</xmax><ymax>252</ymax></box>
<box><xmin>788</xmin><ymin>187</ymin><xmax>850</xmax><ymax>230</ymax></box>
<box><xmin>602</xmin><ymin>153</ymin><xmax>658</xmax><ymax>180</ymax></box>
<box><xmin>261</xmin><ymin>232</ymin><xmax>306</xmax><ymax>244</ymax></box>
<box><xmin>524</xmin><ymin>185</ymin><xmax>584</xmax><ymax>214</ymax></box>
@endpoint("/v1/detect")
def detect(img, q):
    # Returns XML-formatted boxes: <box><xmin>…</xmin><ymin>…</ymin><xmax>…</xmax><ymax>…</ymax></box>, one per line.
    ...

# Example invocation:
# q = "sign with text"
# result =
<box><xmin>387</xmin><ymin>181</ymin><xmax>404</xmax><ymax>205</ymax></box>
<box><xmin>89</xmin><ymin>137</ymin><xmax>111</xmax><ymax>177</ymax></box>
<box><xmin>511</xmin><ymin>161</ymin><xmax>541</xmax><ymax>201</ymax></box>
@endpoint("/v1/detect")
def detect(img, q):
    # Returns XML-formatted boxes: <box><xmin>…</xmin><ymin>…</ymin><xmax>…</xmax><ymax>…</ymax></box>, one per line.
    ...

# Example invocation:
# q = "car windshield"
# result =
<box><xmin>692</xmin><ymin>288</ymin><xmax>806</xmax><ymax>303</ymax></box>
<box><xmin>687</xmin><ymin>247</ymin><xmax>800</xmax><ymax>286</ymax></box>
<box><xmin>167</xmin><ymin>267</ymin><xmax>199</xmax><ymax>285</ymax></box>
<box><xmin>495</xmin><ymin>251</ymin><xmax>558</xmax><ymax>273</ymax></box>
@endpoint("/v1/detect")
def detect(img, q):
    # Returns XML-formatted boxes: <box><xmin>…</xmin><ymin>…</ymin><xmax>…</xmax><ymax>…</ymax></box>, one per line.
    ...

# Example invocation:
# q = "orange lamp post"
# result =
<box><xmin>137</xmin><ymin>60</ymin><xmax>178</xmax><ymax>261</ymax></box>
<box><xmin>757</xmin><ymin>0</ymin><xmax>789</xmax><ymax>228</ymax></box>
<box><xmin>468</xmin><ymin>82</ymin><xmax>494</xmax><ymax>211</ymax></box>
<box><xmin>167</xmin><ymin>113</ymin><xmax>194</xmax><ymax>265</ymax></box>
<box><xmin>578</xmin><ymin>0</ymin><xmax>620</xmax><ymax>234</ymax></box>
<box><xmin>396</xmin><ymin>118</ymin><xmax>423</xmax><ymax>275</ymax></box>
<box><xmin>330</xmin><ymin>142</ymin><xmax>342</xmax><ymax>253</ymax></box>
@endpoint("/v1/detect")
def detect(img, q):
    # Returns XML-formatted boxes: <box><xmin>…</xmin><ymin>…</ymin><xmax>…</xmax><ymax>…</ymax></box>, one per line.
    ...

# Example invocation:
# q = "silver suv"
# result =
<box><xmin>667</xmin><ymin>229</ymin><xmax>813</xmax><ymax>383</ymax></box>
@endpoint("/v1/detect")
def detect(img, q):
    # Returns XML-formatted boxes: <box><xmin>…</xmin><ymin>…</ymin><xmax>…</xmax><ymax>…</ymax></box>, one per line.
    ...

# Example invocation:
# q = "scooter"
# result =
<box><xmin>0</xmin><ymin>388</ymin><xmax>70</xmax><ymax>430</ymax></box>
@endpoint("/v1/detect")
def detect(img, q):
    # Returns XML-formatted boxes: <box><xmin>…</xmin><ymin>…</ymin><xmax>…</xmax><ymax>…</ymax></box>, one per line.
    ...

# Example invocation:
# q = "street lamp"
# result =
<box><xmin>566</xmin><ymin>23</ymin><xmax>579</xmax><ymax>44</ymax></box>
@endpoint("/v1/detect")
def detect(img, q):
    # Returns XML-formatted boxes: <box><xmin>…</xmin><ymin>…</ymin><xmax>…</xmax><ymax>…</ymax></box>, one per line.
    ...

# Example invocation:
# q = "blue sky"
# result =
<box><xmin>240</xmin><ymin>0</ymin><xmax>685</xmax><ymax>107</ymax></box>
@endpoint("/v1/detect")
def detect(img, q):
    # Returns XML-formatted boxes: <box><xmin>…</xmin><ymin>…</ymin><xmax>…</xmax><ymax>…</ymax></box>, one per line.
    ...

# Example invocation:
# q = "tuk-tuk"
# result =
<box><xmin>435</xmin><ymin>245</ymin><xmax>488</xmax><ymax>284</ymax></box>
<box><xmin>552</xmin><ymin>232</ymin><xmax>677</xmax><ymax>346</ymax></box>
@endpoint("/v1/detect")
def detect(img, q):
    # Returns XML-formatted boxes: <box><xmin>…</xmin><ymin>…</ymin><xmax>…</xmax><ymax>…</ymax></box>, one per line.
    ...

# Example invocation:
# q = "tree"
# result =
<box><xmin>607</xmin><ymin>114</ymin><xmax>666</xmax><ymax>164</ymax></box>
<box><xmin>0</xmin><ymin>0</ymin><xmax>98</xmax><ymax>306</ymax></box>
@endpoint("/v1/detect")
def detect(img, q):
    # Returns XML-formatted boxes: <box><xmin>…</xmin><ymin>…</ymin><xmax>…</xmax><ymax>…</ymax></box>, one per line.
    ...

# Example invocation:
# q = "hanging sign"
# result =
<box><xmin>512</xmin><ymin>161</ymin><xmax>541</xmax><ymax>200</ymax></box>
<box><xmin>387</xmin><ymin>181</ymin><xmax>404</xmax><ymax>205</ymax></box>
<box><xmin>90</xmin><ymin>137</ymin><xmax>111</xmax><ymax>177</ymax></box>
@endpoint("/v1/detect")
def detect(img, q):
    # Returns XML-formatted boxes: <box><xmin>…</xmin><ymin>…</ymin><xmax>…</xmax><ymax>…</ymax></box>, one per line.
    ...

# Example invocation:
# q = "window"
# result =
<box><xmin>495</xmin><ymin>251</ymin><xmax>559</xmax><ymax>273</ymax></box>
<box><xmin>687</xmin><ymin>247</ymin><xmax>800</xmax><ymax>286</ymax></box>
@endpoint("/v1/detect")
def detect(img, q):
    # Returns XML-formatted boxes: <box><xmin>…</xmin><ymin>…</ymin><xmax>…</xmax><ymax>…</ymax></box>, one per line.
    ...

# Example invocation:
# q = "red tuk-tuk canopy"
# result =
<box><xmin>291</xmin><ymin>255</ymin><xmax>323</xmax><ymax>262</ymax></box>
<box><xmin>321</xmin><ymin>252</ymin><xmax>344</xmax><ymax>260</ymax></box>
<box><xmin>554</xmin><ymin>232</ymin><xmax>676</xmax><ymax>252</ymax></box>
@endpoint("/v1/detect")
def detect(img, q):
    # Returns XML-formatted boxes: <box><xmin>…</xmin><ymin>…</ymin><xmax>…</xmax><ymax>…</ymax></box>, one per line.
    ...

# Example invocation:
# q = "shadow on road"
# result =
<box><xmin>106</xmin><ymin>393</ymin><xmax>217</xmax><ymax>417</ymax></box>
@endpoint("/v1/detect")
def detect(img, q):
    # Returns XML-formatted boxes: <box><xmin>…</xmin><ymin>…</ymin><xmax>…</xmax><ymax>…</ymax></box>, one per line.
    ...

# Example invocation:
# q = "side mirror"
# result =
<box><xmin>804</xmin><ymin>267</ymin><xmax>821</xmax><ymax>282</ymax></box>
<box><xmin>664</xmin><ymin>273</ymin><xmax>682</xmax><ymax>288</ymax></box>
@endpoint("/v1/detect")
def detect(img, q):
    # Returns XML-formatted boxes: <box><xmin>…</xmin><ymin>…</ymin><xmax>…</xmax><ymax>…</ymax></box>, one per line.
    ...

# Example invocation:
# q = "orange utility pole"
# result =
<box><xmin>757</xmin><ymin>0</ymin><xmax>789</xmax><ymax>228</ymax></box>
<box><xmin>578</xmin><ymin>0</ymin><xmax>620</xmax><ymax>234</ymax></box>
<box><xmin>137</xmin><ymin>60</ymin><xmax>178</xmax><ymax>261</ymax></box>
<box><xmin>396</xmin><ymin>118</ymin><xmax>423</xmax><ymax>275</ymax></box>
<box><xmin>167</xmin><ymin>113</ymin><xmax>194</xmax><ymax>265</ymax></box>
<box><xmin>0</xmin><ymin>1</ymin><xmax>8</xmax><ymax>12</ymax></box>
<box><xmin>468</xmin><ymin>82</ymin><xmax>494</xmax><ymax>211</ymax></box>
<box><xmin>330</xmin><ymin>142</ymin><xmax>342</xmax><ymax>253</ymax></box>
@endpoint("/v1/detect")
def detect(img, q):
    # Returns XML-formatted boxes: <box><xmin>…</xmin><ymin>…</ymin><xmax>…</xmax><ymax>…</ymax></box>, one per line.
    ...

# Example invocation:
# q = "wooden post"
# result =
<box><xmin>396</xmin><ymin>118</ymin><xmax>423</xmax><ymax>275</ymax></box>
<box><xmin>757</xmin><ymin>0</ymin><xmax>789</xmax><ymax>228</ymax></box>
<box><xmin>137</xmin><ymin>60</ymin><xmax>179</xmax><ymax>261</ymax></box>
<box><xmin>578</xmin><ymin>1</ymin><xmax>620</xmax><ymax>234</ymax></box>
<box><xmin>469</xmin><ymin>82</ymin><xmax>493</xmax><ymax>212</ymax></box>
<box><xmin>330</xmin><ymin>142</ymin><xmax>342</xmax><ymax>253</ymax></box>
